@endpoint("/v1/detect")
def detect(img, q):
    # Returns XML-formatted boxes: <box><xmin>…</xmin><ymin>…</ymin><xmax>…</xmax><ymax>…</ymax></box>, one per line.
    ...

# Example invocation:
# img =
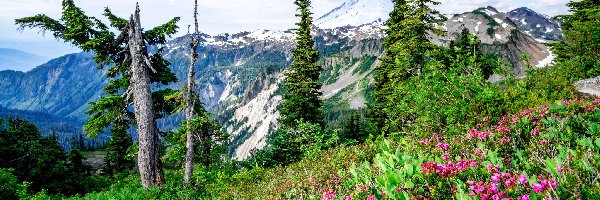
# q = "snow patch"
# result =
<box><xmin>475</xmin><ymin>21</ymin><xmax>482</xmax><ymax>32</ymax></box>
<box><xmin>495</xmin><ymin>34</ymin><xmax>502</xmax><ymax>40</ymax></box>
<box><xmin>536</xmin><ymin>47</ymin><xmax>555</xmax><ymax>68</ymax></box>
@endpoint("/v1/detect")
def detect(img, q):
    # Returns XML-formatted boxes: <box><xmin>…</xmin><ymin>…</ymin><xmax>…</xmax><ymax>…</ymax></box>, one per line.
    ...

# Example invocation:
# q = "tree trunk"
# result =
<box><xmin>183</xmin><ymin>0</ymin><xmax>200</xmax><ymax>187</ymax></box>
<box><xmin>128</xmin><ymin>5</ymin><xmax>165</xmax><ymax>188</ymax></box>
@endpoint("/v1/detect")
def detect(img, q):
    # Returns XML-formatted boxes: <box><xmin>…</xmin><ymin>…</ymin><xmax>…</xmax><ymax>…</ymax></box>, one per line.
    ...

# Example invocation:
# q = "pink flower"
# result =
<box><xmin>556</xmin><ymin>166</ymin><xmax>563</xmax><ymax>173</ymax></box>
<box><xmin>366</xmin><ymin>195</ymin><xmax>375</xmax><ymax>200</ymax></box>
<box><xmin>532</xmin><ymin>183</ymin><xmax>545</xmax><ymax>193</ymax></box>
<box><xmin>442</xmin><ymin>153</ymin><xmax>451</xmax><ymax>161</ymax></box>
<box><xmin>491</xmin><ymin>174</ymin><xmax>501</xmax><ymax>183</ymax></box>
<box><xmin>531</xmin><ymin>128</ymin><xmax>540</xmax><ymax>136</ymax></box>
<box><xmin>595</xmin><ymin>99</ymin><xmax>600</xmax><ymax>104</ymax></box>
<box><xmin>321</xmin><ymin>189</ymin><xmax>336</xmax><ymax>200</ymax></box>
<box><xmin>345</xmin><ymin>196</ymin><xmax>352</xmax><ymax>200</ymax></box>
<box><xmin>500</xmin><ymin>137</ymin><xmax>511</xmax><ymax>143</ymax></box>
<box><xmin>519</xmin><ymin>174</ymin><xmax>528</xmax><ymax>185</ymax></box>
<box><xmin>550</xmin><ymin>180</ymin><xmax>558</xmax><ymax>188</ymax></box>
<box><xmin>517</xmin><ymin>194</ymin><xmax>530</xmax><ymax>200</ymax></box>
<box><xmin>436</xmin><ymin>142</ymin><xmax>451</xmax><ymax>151</ymax></box>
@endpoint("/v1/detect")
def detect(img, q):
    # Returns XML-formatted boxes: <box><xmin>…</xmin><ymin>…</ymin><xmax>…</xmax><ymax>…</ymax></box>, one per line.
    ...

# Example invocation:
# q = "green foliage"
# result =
<box><xmin>249</xmin><ymin>120</ymin><xmax>338</xmax><ymax>167</ymax></box>
<box><xmin>370</xmin><ymin>0</ymin><xmax>446</xmax><ymax>135</ymax></box>
<box><xmin>0</xmin><ymin>168</ymin><xmax>21</xmax><ymax>200</ymax></box>
<box><xmin>552</xmin><ymin>0</ymin><xmax>600</xmax><ymax>80</ymax></box>
<box><xmin>0</xmin><ymin>119</ymin><xmax>106</xmax><ymax>196</ymax></box>
<box><xmin>279</xmin><ymin>0</ymin><xmax>324</xmax><ymax>129</ymax></box>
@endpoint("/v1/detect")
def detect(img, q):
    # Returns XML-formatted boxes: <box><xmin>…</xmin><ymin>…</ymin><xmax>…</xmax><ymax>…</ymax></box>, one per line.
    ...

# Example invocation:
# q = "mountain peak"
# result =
<box><xmin>315</xmin><ymin>0</ymin><xmax>393</xmax><ymax>29</ymax></box>
<box><xmin>506</xmin><ymin>7</ymin><xmax>563</xmax><ymax>41</ymax></box>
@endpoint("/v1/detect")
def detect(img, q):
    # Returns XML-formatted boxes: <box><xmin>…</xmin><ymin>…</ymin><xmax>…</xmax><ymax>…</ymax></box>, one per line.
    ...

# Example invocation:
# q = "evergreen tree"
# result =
<box><xmin>370</xmin><ymin>0</ymin><xmax>409</xmax><ymax>135</ymax></box>
<box><xmin>552</xmin><ymin>0</ymin><xmax>600</xmax><ymax>80</ymax></box>
<box><xmin>370</xmin><ymin>0</ymin><xmax>446</xmax><ymax>134</ymax></box>
<box><xmin>16</xmin><ymin>0</ymin><xmax>180</xmax><ymax>188</ymax></box>
<box><xmin>449</xmin><ymin>28</ymin><xmax>495</xmax><ymax>79</ymax></box>
<box><xmin>102</xmin><ymin>120</ymin><xmax>134</xmax><ymax>175</ymax></box>
<box><xmin>279</xmin><ymin>0</ymin><xmax>324</xmax><ymax>130</ymax></box>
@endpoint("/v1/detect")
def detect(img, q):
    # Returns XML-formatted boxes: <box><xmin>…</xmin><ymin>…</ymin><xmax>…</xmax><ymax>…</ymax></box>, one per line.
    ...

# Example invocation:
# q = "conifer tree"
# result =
<box><xmin>370</xmin><ymin>0</ymin><xmax>445</xmax><ymax>134</ymax></box>
<box><xmin>279</xmin><ymin>0</ymin><xmax>324</xmax><ymax>130</ymax></box>
<box><xmin>102</xmin><ymin>120</ymin><xmax>134</xmax><ymax>175</ymax></box>
<box><xmin>552</xmin><ymin>0</ymin><xmax>600</xmax><ymax>79</ymax></box>
<box><xmin>15</xmin><ymin>0</ymin><xmax>180</xmax><ymax>188</ymax></box>
<box><xmin>370</xmin><ymin>0</ymin><xmax>409</xmax><ymax>134</ymax></box>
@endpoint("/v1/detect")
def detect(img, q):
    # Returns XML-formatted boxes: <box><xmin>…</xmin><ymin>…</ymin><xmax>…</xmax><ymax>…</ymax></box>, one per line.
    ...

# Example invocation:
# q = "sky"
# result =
<box><xmin>0</xmin><ymin>0</ymin><xmax>572</xmax><ymax>68</ymax></box>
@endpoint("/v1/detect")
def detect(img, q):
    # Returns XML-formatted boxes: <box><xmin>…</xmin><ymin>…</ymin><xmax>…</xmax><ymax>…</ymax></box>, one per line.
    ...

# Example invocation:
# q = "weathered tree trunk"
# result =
<box><xmin>128</xmin><ymin>5</ymin><xmax>165</xmax><ymax>188</ymax></box>
<box><xmin>183</xmin><ymin>0</ymin><xmax>200</xmax><ymax>187</ymax></box>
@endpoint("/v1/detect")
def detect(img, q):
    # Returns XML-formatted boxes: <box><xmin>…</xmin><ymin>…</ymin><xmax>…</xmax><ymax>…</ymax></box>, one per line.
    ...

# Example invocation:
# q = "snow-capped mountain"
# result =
<box><xmin>507</xmin><ymin>7</ymin><xmax>563</xmax><ymax>41</ymax></box>
<box><xmin>315</xmin><ymin>0</ymin><xmax>393</xmax><ymax>29</ymax></box>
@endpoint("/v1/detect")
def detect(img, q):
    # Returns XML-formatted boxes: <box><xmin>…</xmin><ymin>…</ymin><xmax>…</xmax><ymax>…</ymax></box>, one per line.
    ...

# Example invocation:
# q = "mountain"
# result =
<box><xmin>315</xmin><ymin>0</ymin><xmax>393</xmax><ymax>29</ymax></box>
<box><xmin>0</xmin><ymin>48</ymin><xmax>49</xmax><ymax>72</ymax></box>
<box><xmin>0</xmin><ymin>4</ymin><xmax>555</xmax><ymax>159</ymax></box>
<box><xmin>507</xmin><ymin>7</ymin><xmax>563</xmax><ymax>41</ymax></box>
<box><xmin>435</xmin><ymin>6</ymin><xmax>553</xmax><ymax>72</ymax></box>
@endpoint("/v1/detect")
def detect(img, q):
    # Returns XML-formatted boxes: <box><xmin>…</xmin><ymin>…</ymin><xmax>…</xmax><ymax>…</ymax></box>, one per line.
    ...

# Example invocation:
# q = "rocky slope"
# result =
<box><xmin>507</xmin><ymin>7</ymin><xmax>563</xmax><ymax>41</ymax></box>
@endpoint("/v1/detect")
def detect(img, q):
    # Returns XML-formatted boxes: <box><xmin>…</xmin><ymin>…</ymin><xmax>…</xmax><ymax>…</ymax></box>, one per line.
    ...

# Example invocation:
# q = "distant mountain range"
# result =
<box><xmin>0</xmin><ymin>48</ymin><xmax>49</xmax><ymax>72</ymax></box>
<box><xmin>0</xmin><ymin>0</ymin><xmax>562</xmax><ymax>157</ymax></box>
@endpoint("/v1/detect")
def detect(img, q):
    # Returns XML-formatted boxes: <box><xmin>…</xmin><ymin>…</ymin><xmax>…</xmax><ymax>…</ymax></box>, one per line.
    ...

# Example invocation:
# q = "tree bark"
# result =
<box><xmin>183</xmin><ymin>0</ymin><xmax>200</xmax><ymax>187</ymax></box>
<box><xmin>128</xmin><ymin>4</ymin><xmax>165</xmax><ymax>188</ymax></box>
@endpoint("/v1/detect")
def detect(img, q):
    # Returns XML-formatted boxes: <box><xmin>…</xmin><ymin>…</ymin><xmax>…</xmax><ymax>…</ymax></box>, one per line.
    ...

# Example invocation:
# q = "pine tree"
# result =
<box><xmin>279</xmin><ymin>0</ymin><xmax>324</xmax><ymax>130</ymax></box>
<box><xmin>15</xmin><ymin>0</ymin><xmax>180</xmax><ymax>188</ymax></box>
<box><xmin>370</xmin><ymin>0</ymin><xmax>446</xmax><ymax>134</ymax></box>
<box><xmin>370</xmin><ymin>0</ymin><xmax>409</xmax><ymax>135</ymax></box>
<box><xmin>552</xmin><ymin>0</ymin><xmax>600</xmax><ymax>80</ymax></box>
<box><xmin>102</xmin><ymin>120</ymin><xmax>134</xmax><ymax>175</ymax></box>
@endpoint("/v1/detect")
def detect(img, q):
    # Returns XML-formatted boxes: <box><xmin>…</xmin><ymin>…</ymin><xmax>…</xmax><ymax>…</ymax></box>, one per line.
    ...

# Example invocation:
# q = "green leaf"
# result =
<box><xmin>405</xmin><ymin>163</ymin><xmax>414</xmax><ymax>176</ymax></box>
<box><xmin>405</xmin><ymin>180</ymin><xmax>415</xmax><ymax>189</ymax></box>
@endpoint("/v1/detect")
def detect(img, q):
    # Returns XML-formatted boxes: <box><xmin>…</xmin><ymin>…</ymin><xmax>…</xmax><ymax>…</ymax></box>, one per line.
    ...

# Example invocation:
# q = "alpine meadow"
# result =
<box><xmin>1</xmin><ymin>0</ymin><xmax>600</xmax><ymax>199</ymax></box>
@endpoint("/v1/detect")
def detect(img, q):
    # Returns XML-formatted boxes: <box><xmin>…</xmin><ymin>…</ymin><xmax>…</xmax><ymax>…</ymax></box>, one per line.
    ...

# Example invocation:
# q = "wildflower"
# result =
<box><xmin>442</xmin><ymin>153</ymin><xmax>451</xmax><ymax>161</ymax></box>
<box><xmin>366</xmin><ymin>195</ymin><xmax>375</xmax><ymax>200</ymax></box>
<box><xmin>436</xmin><ymin>142</ymin><xmax>451</xmax><ymax>151</ymax></box>
<box><xmin>345</xmin><ymin>196</ymin><xmax>352</xmax><ymax>200</ymax></box>
<box><xmin>491</xmin><ymin>174</ymin><xmax>501</xmax><ymax>183</ymax></box>
<box><xmin>595</xmin><ymin>99</ymin><xmax>600</xmax><ymax>104</ymax></box>
<box><xmin>556</xmin><ymin>166</ymin><xmax>563</xmax><ymax>173</ymax></box>
<box><xmin>550</xmin><ymin>180</ymin><xmax>558</xmax><ymax>188</ymax></box>
<box><xmin>532</xmin><ymin>183</ymin><xmax>545</xmax><ymax>193</ymax></box>
<box><xmin>486</xmin><ymin>164</ymin><xmax>500</xmax><ymax>173</ymax></box>
<box><xmin>500</xmin><ymin>137</ymin><xmax>510</xmax><ymax>143</ymax></box>
<box><xmin>517</xmin><ymin>194</ymin><xmax>530</xmax><ymax>200</ymax></box>
<box><xmin>531</xmin><ymin>128</ymin><xmax>540</xmax><ymax>136</ymax></box>
<box><xmin>321</xmin><ymin>189</ymin><xmax>336</xmax><ymax>200</ymax></box>
<box><xmin>518</xmin><ymin>174</ymin><xmax>528</xmax><ymax>185</ymax></box>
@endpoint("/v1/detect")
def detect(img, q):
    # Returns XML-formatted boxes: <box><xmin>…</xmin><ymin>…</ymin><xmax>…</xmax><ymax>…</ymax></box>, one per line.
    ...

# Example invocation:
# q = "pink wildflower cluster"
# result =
<box><xmin>421</xmin><ymin>159</ymin><xmax>477</xmax><ymax>178</ymax></box>
<box><xmin>435</xmin><ymin>142</ymin><xmax>451</xmax><ymax>151</ymax></box>
<box><xmin>561</xmin><ymin>99</ymin><xmax>583</xmax><ymax>106</ymax></box>
<box><xmin>468</xmin><ymin>128</ymin><xmax>495</xmax><ymax>140</ymax></box>
<box><xmin>321</xmin><ymin>189</ymin><xmax>336</xmax><ymax>200</ymax></box>
<box><xmin>531</xmin><ymin>175</ymin><xmax>558</xmax><ymax>193</ymax></box>
<box><xmin>418</xmin><ymin>137</ymin><xmax>436</xmax><ymax>146</ymax></box>
<box><xmin>467</xmin><ymin>173</ymin><xmax>529</xmax><ymax>200</ymax></box>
